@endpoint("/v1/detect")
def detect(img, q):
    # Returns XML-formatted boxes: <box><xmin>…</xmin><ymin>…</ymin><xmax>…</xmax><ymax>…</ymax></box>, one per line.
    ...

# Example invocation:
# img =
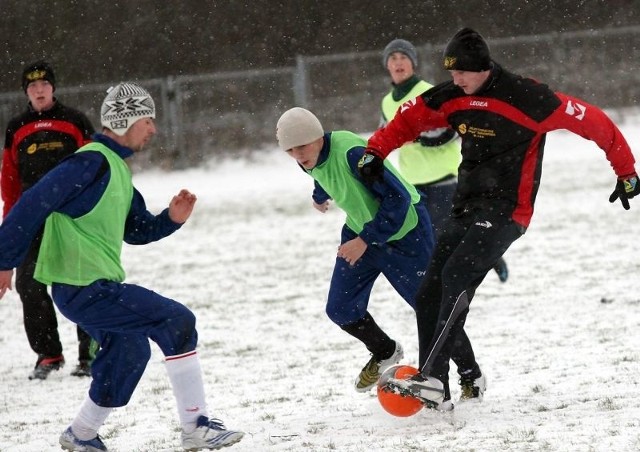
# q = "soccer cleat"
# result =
<box><xmin>459</xmin><ymin>370</ymin><xmax>487</xmax><ymax>401</ymax></box>
<box><xmin>28</xmin><ymin>354</ymin><xmax>65</xmax><ymax>380</ymax></box>
<box><xmin>181</xmin><ymin>416</ymin><xmax>244</xmax><ymax>451</ymax></box>
<box><xmin>354</xmin><ymin>341</ymin><xmax>404</xmax><ymax>392</ymax></box>
<box><xmin>493</xmin><ymin>257</ymin><xmax>509</xmax><ymax>283</ymax></box>
<box><xmin>70</xmin><ymin>360</ymin><xmax>92</xmax><ymax>377</ymax></box>
<box><xmin>383</xmin><ymin>373</ymin><xmax>453</xmax><ymax>411</ymax></box>
<box><xmin>59</xmin><ymin>426</ymin><xmax>108</xmax><ymax>451</ymax></box>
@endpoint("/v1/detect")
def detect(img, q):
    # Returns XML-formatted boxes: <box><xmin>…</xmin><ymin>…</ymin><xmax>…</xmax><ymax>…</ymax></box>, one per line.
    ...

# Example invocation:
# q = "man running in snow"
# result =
<box><xmin>277</xmin><ymin>107</ymin><xmax>483</xmax><ymax>399</ymax></box>
<box><xmin>358</xmin><ymin>28</ymin><xmax>638</xmax><ymax>410</ymax></box>
<box><xmin>0</xmin><ymin>82</ymin><xmax>244</xmax><ymax>451</ymax></box>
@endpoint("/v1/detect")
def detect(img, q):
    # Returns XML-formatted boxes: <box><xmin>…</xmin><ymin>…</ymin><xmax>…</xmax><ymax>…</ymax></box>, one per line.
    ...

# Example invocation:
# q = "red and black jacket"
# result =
<box><xmin>1</xmin><ymin>100</ymin><xmax>95</xmax><ymax>218</ymax></box>
<box><xmin>367</xmin><ymin>63</ymin><xmax>636</xmax><ymax>228</ymax></box>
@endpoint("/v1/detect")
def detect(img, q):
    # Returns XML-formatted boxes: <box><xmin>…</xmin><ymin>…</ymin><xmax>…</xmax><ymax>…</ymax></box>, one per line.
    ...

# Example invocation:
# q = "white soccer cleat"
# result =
<box><xmin>59</xmin><ymin>426</ymin><xmax>108</xmax><ymax>451</ymax></box>
<box><xmin>181</xmin><ymin>416</ymin><xmax>244</xmax><ymax>451</ymax></box>
<box><xmin>384</xmin><ymin>373</ymin><xmax>452</xmax><ymax>411</ymax></box>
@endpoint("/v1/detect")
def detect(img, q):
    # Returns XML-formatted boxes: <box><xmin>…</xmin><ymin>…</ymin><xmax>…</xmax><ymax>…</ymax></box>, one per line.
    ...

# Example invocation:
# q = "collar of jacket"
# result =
<box><xmin>475</xmin><ymin>62</ymin><xmax>501</xmax><ymax>94</ymax></box>
<box><xmin>27</xmin><ymin>97</ymin><xmax>59</xmax><ymax>115</ymax></box>
<box><xmin>91</xmin><ymin>133</ymin><xmax>134</xmax><ymax>160</ymax></box>
<box><xmin>391</xmin><ymin>75</ymin><xmax>421</xmax><ymax>101</ymax></box>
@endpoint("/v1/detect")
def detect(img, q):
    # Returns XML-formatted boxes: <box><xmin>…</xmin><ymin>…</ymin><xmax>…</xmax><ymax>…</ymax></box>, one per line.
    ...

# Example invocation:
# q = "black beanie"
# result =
<box><xmin>22</xmin><ymin>60</ymin><xmax>56</xmax><ymax>92</ymax></box>
<box><xmin>443</xmin><ymin>28</ymin><xmax>491</xmax><ymax>72</ymax></box>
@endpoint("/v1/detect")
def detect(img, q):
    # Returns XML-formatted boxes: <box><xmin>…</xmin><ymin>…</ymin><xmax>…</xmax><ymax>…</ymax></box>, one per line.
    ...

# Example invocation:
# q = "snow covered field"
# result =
<box><xmin>1</xmin><ymin>119</ymin><xmax>639</xmax><ymax>451</ymax></box>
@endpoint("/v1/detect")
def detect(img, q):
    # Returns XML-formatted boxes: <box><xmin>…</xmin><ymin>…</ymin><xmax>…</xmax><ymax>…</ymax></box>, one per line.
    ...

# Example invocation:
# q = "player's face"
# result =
<box><xmin>386</xmin><ymin>52</ymin><xmax>414</xmax><ymax>85</ymax></box>
<box><xmin>449</xmin><ymin>70</ymin><xmax>491</xmax><ymax>95</ymax></box>
<box><xmin>123</xmin><ymin>117</ymin><xmax>157</xmax><ymax>152</ymax></box>
<box><xmin>285</xmin><ymin>137</ymin><xmax>323</xmax><ymax>169</ymax></box>
<box><xmin>26</xmin><ymin>80</ymin><xmax>54</xmax><ymax>112</ymax></box>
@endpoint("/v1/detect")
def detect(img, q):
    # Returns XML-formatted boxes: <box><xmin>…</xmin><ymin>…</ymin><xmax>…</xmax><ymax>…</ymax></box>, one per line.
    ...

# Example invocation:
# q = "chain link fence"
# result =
<box><xmin>1</xmin><ymin>25</ymin><xmax>639</xmax><ymax>169</ymax></box>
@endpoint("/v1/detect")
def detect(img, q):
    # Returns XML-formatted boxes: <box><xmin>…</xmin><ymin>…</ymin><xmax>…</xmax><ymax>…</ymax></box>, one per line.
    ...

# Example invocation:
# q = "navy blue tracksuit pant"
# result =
<box><xmin>52</xmin><ymin>280</ymin><xmax>198</xmax><ymax>407</ymax></box>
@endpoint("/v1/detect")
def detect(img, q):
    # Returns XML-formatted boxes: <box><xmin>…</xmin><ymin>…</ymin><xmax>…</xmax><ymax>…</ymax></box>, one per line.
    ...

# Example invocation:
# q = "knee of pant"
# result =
<box><xmin>177</xmin><ymin>308</ymin><xmax>197</xmax><ymax>332</ymax></box>
<box><xmin>325</xmin><ymin>303</ymin><xmax>360</xmax><ymax>326</ymax></box>
<box><xmin>162</xmin><ymin>308</ymin><xmax>198</xmax><ymax>354</ymax></box>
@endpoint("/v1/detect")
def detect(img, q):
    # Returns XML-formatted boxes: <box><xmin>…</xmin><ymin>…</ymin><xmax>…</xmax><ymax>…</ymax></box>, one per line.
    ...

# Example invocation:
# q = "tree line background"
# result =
<box><xmin>2</xmin><ymin>0</ymin><xmax>639</xmax><ymax>93</ymax></box>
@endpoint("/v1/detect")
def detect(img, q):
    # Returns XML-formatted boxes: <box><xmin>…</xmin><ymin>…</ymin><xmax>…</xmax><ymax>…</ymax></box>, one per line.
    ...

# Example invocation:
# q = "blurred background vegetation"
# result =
<box><xmin>2</xmin><ymin>0</ymin><xmax>638</xmax><ymax>91</ymax></box>
<box><xmin>2</xmin><ymin>0</ymin><xmax>639</xmax><ymax>167</ymax></box>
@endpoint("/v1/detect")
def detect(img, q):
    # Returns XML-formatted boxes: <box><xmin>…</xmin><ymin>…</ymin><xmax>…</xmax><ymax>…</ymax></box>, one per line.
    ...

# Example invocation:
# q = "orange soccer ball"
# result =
<box><xmin>376</xmin><ymin>364</ymin><xmax>424</xmax><ymax>417</ymax></box>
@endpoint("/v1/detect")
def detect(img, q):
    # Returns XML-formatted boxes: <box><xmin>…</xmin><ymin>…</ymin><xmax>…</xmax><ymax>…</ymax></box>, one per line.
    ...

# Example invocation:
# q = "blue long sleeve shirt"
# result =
<box><xmin>310</xmin><ymin>133</ymin><xmax>415</xmax><ymax>245</ymax></box>
<box><xmin>0</xmin><ymin>133</ymin><xmax>181</xmax><ymax>271</ymax></box>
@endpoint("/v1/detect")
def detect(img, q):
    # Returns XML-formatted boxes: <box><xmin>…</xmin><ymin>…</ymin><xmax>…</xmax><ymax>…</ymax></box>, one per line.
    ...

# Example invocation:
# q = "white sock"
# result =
<box><xmin>70</xmin><ymin>396</ymin><xmax>113</xmax><ymax>440</ymax></box>
<box><xmin>165</xmin><ymin>350</ymin><xmax>209</xmax><ymax>433</ymax></box>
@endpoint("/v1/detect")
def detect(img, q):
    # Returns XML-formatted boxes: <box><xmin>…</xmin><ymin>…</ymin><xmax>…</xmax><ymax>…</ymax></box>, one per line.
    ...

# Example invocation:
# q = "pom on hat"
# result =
<box><xmin>276</xmin><ymin>107</ymin><xmax>324</xmax><ymax>151</ymax></box>
<box><xmin>100</xmin><ymin>82</ymin><xmax>156</xmax><ymax>136</ymax></box>
<box><xmin>443</xmin><ymin>28</ymin><xmax>492</xmax><ymax>72</ymax></box>
<box><xmin>22</xmin><ymin>61</ymin><xmax>56</xmax><ymax>92</ymax></box>
<box><xmin>382</xmin><ymin>39</ymin><xmax>418</xmax><ymax>69</ymax></box>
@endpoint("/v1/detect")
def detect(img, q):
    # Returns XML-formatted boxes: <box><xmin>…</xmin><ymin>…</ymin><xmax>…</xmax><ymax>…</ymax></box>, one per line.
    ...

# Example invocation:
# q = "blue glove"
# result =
<box><xmin>609</xmin><ymin>173</ymin><xmax>640</xmax><ymax>210</ymax></box>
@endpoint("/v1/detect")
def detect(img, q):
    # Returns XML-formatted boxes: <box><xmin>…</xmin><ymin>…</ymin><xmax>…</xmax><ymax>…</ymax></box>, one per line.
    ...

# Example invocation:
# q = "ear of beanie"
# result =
<box><xmin>443</xmin><ymin>28</ymin><xmax>492</xmax><ymax>72</ymax></box>
<box><xmin>382</xmin><ymin>39</ymin><xmax>418</xmax><ymax>69</ymax></box>
<box><xmin>276</xmin><ymin>107</ymin><xmax>324</xmax><ymax>151</ymax></box>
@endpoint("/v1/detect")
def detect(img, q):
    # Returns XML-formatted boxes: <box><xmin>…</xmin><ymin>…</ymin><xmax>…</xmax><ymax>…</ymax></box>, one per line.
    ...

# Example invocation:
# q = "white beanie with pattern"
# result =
<box><xmin>101</xmin><ymin>82</ymin><xmax>156</xmax><ymax>136</ymax></box>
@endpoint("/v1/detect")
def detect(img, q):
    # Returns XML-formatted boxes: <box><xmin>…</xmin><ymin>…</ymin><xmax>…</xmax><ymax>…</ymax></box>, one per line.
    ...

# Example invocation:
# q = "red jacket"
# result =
<box><xmin>1</xmin><ymin>100</ymin><xmax>94</xmax><ymax>218</ymax></box>
<box><xmin>367</xmin><ymin>63</ymin><xmax>636</xmax><ymax>227</ymax></box>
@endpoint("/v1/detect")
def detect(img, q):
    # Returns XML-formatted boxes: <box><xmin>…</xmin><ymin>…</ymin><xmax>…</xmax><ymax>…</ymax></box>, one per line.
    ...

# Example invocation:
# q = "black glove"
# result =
<box><xmin>609</xmin><ymin>173</ymin><xmax>640</xmax><ymax>210</ymax></box>
<box><xmin>357</xmin><ymin>151</ymin><xmax>384</xmax><ymax>185</ymax></box>
<box><xmin>493</xmin><ymin>257</ymin><xmax>508</xmax><ymax>283</ymax></box>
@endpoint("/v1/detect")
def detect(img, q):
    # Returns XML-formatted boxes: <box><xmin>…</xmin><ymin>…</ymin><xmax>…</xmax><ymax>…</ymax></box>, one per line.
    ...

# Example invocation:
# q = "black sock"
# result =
<box><xmin>340</xmin><ymin>312</ymin><xmax>395</xmax><ymax>359</ymax></box>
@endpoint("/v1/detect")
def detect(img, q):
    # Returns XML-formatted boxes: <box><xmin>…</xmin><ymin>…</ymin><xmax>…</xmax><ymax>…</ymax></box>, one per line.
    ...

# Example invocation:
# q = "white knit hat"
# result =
<box><xmin>276</xmin><ymin>107</ymin><xmax>324</xmax><ymax>151</ymax></box>
<box><xmin>101</xmin><ymin>82</ymin><xmax>156</xmax><ymax>136</ymax></box>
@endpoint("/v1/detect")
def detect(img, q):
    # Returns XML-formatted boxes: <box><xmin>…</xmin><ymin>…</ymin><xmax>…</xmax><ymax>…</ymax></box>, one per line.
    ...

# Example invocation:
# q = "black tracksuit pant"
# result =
<box><xmin>15</xmin><ymin>231</ymin><xmax>93</xmax><ymax>363</ymax></box>
<box><xmin>416</xmin><ymin>206</ymin><xmax>525</xmax><ymax>384</ymax></box>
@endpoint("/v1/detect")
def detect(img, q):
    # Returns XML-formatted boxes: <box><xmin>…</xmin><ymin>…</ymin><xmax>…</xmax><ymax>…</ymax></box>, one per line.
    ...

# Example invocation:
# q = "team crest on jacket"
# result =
<box><xmin>358</xmin><ymin>154</ymin><xmax>375</xmax><ymax>168</ymax></box>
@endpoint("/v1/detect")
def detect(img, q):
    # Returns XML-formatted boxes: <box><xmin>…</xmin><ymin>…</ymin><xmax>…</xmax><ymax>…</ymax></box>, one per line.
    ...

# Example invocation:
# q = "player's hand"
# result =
<box><xmin>357</xmin><ymin>151</ymin><xmax>384</xmax><ymax>185</ymax></box>
<box><xmin>0</xmin><ymin>269</ymin><xmax>14</xmax><ymax>299</ymax></box>
<box><xmin>609</xmin><ymin>173</ymin><xmax>640</xmax><ymax>210</ymax></box>
<box><xmin>169</xmin><ymin>189</ymin><xmax>197</xmax><ymax>223</ymax></box>
<box><xmin>337</xmin><ymin>237</ymin><xmax>367</xmax><ymax>266</ymax></box>
<box><xmin>313</xmin><ymin>200</ymin><xmax>330</xmax><ymax>213</ymax></box>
